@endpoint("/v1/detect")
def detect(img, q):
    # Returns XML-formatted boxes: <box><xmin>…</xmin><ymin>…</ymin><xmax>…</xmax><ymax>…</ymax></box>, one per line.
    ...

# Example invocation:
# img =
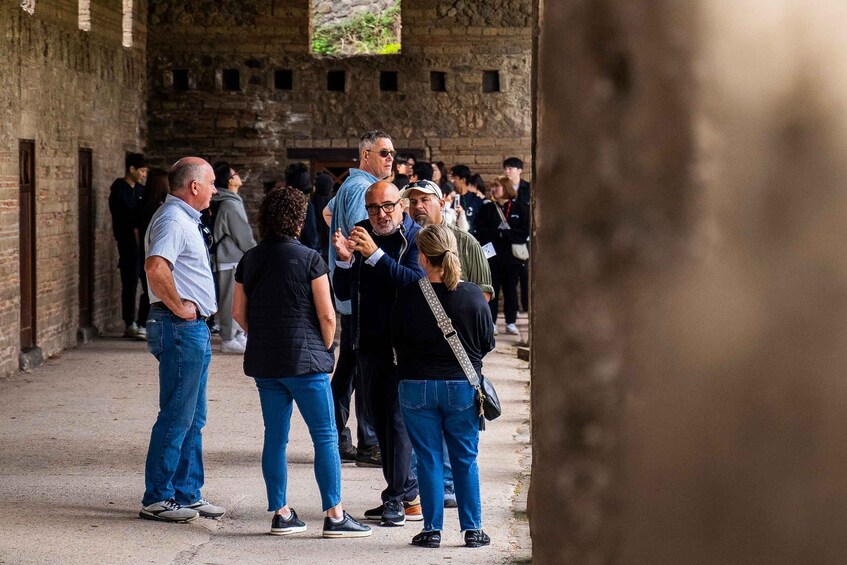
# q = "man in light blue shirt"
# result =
<box><xmin>139</xmin><ymin>157</ymin><xmax>225</xmax><ymax>524</ymax></box>
<box><xmin>322</xmin><ymin>130</ymin><xmax>396</xmax><ymax>467</ymax></box>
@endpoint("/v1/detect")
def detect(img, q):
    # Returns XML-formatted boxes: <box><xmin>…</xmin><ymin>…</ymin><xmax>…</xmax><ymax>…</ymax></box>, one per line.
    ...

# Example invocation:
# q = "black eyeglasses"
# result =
<box><xmin>366</xmin><ymin>149</ymin><xmax>397</xmax><ymax>159</ymax></box>
<box><xmin>365</xmin><ymin>200</ymin><xmax>401</xmax><ymax>215</ymax></box>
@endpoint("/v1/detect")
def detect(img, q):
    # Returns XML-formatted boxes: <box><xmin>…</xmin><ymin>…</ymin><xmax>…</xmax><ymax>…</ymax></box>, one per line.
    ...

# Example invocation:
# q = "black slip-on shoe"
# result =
<box><xmin>270</xmin><ymin>508</ymin><xmax>306</xmax><ymax>535</ymax></box>
<box><xmin>363</xmin><ymin>503</ymin><xmax>384</xmax><ymax>521</ymax></box>
<box><xmin>464</xmin><ymin>529</ymin><xmax>491</xmax><ymax>548</ymax></box>
<box><xmin>381</xmin><ymin>499</ymin><xmax>405</xmax><ymax>527</ymax></box>
<box><xmin>411</xmin><ymin>530</ymin><xmax>441</xmax><ymax>548</ymax></box>
<box><xmin>322</xmin><ymin>511</ymin><xmax>372</xmax><ymax>538</ymax></box>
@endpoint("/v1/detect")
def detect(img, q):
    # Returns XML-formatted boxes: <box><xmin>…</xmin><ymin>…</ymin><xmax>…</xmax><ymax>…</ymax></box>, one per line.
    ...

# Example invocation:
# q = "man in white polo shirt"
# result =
<box><xmin>139</xmin><ymin>157</ymin><xmax>225</xmax><ymax>523</ymax></box>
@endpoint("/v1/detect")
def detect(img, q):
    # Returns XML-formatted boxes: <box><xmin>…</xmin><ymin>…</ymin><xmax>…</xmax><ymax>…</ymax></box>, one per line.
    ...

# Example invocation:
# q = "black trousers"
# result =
<box><xmin>331</xmin><ymin>315</ymin><xmax>377</xmax><ymax>449</ymax></box>
<box><xmin>490</xmin><ymin>262</ymin><xmax>522</xmax><ymax>325</ymax></box>
<box><xmin>118</xmin><ymin>242</ymin><xmax>144</xmax><ymax>326</ymax></box>
<box><xmin>358</xmin><ymin>350</ymin><xmax>417</xmax><ymax>503</ymax></box>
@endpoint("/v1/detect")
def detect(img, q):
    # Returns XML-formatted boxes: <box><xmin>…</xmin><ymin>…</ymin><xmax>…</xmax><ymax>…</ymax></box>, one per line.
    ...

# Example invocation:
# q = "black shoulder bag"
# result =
<box><xmin>418</xmin><ymin>278</ymin><xmax>502</xmax><ymax>430</ymax></box>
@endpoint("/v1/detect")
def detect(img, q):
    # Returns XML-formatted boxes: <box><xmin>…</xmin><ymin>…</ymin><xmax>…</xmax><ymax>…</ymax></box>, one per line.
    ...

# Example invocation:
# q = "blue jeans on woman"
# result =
<box><xmin>254</xmin><ymin>373</ymin><xmax>342</xmax><ymax>512</ymax></box>
<box><xmin>142</xmin><ymin>309</ymin><xmax>211</xmax><ymax>506</ymax></box>
<box><xmin>399</xmin><ymin>379</ymin><xmax>481</xmax><ymax>532</ymax></box>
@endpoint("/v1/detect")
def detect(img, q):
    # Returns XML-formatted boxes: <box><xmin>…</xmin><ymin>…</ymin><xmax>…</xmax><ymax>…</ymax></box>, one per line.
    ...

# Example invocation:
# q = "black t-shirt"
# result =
<box><xmin>235</xmin><ymin>237</ymin><xmax>334</xmax><ymax>378</ymax></box>
<box><xmin>391</xmin><ymin>281</ymin><xmax>495</xmax><ymax>381</ymax></box>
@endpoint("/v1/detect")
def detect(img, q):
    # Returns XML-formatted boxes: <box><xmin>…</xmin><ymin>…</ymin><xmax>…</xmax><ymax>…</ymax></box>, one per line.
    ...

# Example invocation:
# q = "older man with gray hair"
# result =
<box><xmin>139</xmin><ymin>157</ymin><xmax>225</xmax><ymax>523</ymax></box>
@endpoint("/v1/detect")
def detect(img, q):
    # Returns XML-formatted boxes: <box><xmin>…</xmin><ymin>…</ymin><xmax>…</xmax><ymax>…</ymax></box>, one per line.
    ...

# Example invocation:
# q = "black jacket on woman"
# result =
<box><xmin>392</xmin><ymin>281</ymin><xmax>494</xmax><ymax>381</ymax></box>
<box><xmin>235</xmin><ymin>236</ymin><xmax>335</xmax><ymax>378</ymax></box>
<box><xmin>474</xmin><ymin>198</ymin><xmax>530</xmax><ymax>267</ymax></box>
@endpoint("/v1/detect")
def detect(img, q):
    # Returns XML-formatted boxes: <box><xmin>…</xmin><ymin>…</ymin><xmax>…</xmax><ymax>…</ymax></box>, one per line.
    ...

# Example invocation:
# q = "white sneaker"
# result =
<box><xmin>505</xmin><ymin>323</ymin><xmax>520</xmax><ymax>335</ymax></box>
<box><xmin>221</xmin><ymin>339</ymin><xmax>246</xmax><ymax>354</ymax></box>
<box><xmin>234</xmin><ymin>331</ymin><xmax>247</xmax><ymax>347</ymax></box>
<box><xmin>135</xmin><ymin>326</ymin><xmax>147</xmax><ymax>341</ymax></box>
<box><xmin>124</xmin><ymin>323</ymin><xmax>139</xmax><ymax>338</ymax></box>
<box><xmin>185</xmin><ymin>497</ymin><xmax>226</xmax><ymax>518</ymax></box>
<box><xmin>493</xmin><ymin>324</ymin><xmax>499</xmax><ymax>336</ymax></box>
<box><xmin>139</xmin><ymin>499</ymin><xmax>199</xmax><ymax>523</ymax></box>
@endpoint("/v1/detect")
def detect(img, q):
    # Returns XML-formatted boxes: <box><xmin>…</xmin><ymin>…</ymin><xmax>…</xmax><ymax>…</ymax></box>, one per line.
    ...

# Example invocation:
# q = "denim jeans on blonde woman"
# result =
<box><xmin>398</xmin><ymin>379</ymin><xmax>482</xmax><ymax>532</ymax></box>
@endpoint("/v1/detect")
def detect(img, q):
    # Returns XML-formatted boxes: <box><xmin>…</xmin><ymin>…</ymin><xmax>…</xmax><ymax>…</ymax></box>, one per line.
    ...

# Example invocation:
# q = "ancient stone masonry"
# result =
<box><xmin>0</xmin><ymin>0</ymin><xmax>146</xmax><ymax>375</ymax></box>
<box><xmin>312</xmin><ymin>0</ymin><xmax>397</xmax><ymax>29</ymax></box>
<box><xmin>145</xmin><ymin>0</ymin><xmax>532</xmax><ymax>221</ymax></box>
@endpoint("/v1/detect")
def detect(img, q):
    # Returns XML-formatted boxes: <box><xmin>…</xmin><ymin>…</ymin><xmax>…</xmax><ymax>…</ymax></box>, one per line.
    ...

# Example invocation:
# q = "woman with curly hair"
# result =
<box><xmin>232</xmin><ymin>187</ymin><xmax>371</xmax><ymax>539</ymax></box>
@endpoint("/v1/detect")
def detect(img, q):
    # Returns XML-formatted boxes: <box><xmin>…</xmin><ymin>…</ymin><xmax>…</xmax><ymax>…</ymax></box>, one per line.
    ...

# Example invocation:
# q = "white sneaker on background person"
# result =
<box><xmin>234</xmin><ymin>330</ymin><xmax>247</xmax><ymax>348</ymax></box>
<box><xmin>221</xmin><ymin>339</ymin><xmax>246</xmax><ymax>354</ymax></box>
<box><xmin>505</xmin><ymin>323</ymin><xmax>520</xmax><ymax>335</ymax></box>
<box><xmin>493</xmin><ymin>324</ymin><xmax>499</xmax><ymax>336</ymax></box>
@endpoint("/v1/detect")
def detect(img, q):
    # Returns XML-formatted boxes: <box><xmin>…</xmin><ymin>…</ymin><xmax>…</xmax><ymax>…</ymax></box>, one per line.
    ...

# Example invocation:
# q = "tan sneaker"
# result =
<box><xmin>404</xmin><ymin>496</ymin><xmax>423</xmax><ymax>521</ymax></box>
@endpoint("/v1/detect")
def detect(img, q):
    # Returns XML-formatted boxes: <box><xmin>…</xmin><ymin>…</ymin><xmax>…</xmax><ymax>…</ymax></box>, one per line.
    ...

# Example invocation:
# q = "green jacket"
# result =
<box><xmin>449</xmin><ymin>223</ymin><xmax>494</xmax><ymax>297</ymax></box>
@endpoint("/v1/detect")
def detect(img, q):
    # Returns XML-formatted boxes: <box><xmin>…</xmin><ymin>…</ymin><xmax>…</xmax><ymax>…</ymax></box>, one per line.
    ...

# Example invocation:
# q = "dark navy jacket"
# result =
<box><xmin>333</xmin><ymin>213</ymin><xmax>424</xmax><ymax>355</ymax></box>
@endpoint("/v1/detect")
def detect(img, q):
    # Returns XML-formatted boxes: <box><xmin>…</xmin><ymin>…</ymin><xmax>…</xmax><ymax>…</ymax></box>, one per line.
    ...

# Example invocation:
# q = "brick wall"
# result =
<box><xmin>0</xmin><ymin>0</ymin><xmax>146</xmax><ymax>375</ymax></box>
<box><xmin>145</xmin><ymin>0</ymin><xmax>532</xmax><ymax>219</ymax></box>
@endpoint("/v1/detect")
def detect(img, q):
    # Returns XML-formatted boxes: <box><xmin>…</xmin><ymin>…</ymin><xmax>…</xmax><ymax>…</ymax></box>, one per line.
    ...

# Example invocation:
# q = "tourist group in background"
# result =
<box><xmin>111</xmin><ymin>130</ymin><xmax>530</xmax><ymax>549</ymax></box>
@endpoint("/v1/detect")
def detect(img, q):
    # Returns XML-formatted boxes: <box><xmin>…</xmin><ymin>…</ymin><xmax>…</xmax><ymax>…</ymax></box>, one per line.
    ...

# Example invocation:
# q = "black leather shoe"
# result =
<box><xmin>356</xmin><ymin>445</ymin><xmax>382</xmax><ymax>467</ymax></box>
<box><xmin>464</xmin><ymin>529</ymin><xmax>490</xmax><ymax>548</ymax></box>
<box><xmin>339</xmin><ymin>444</ymin><xmax>358</xmax><ymax>462</ymax></box>
<box><xmin>322</xmin><ymin>511</ymin><xmax>372</xmax><ymax>538</ymax></box>
<box><xmin>411</xmin><ymin>530</ymin><xmax>441</xmax><ymax>548</ymax></box>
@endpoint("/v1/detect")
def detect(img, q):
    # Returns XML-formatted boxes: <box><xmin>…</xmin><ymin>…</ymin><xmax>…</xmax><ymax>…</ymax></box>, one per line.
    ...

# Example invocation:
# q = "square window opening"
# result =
<box><xmin>275</xmin><ymin>69</ymin><xmax>293</xmax><ymax>90</ymax></box>
<box><xmin>380</xmin><ymin>71</ymin><xmax>398</xmax><ymax>91</ymax></box>
<box><xmin>482</xmin><ymin>70</ymin><xmax>500</xmax><ymax>93</ymax></box>
<box><xmin>430</xmin><ymin>71</ymin><xmax>446</xmax><ymax>92</ymax></box>
<box><xmin>172</xmin><ymin>69</ymin><xmax>189</xmax><ymax>91</ymax></box>
<box><xmin>327</xmin><ymin>70</ymin><xmax>346</xmax><ymax>92</ymax></box>
<box><xmin>223</xmin><ymin>69</ymin><xmax>241</xmax><ymax>91</ymax></box>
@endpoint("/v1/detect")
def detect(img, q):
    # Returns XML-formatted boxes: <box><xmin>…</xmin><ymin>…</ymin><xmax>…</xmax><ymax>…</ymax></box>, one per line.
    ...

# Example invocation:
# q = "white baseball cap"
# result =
<box><xmin>400</xmin><ymin>179</ymin><xmax>443</xmax><ymax>200</ymax></box>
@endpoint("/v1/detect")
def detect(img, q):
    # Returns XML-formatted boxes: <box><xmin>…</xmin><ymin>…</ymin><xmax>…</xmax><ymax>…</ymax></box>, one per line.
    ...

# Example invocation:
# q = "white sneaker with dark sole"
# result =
<box><xmin>185</xmin><ymin>498</ymin><xmax>225</xmax><ymax>518</ymax></box>
<box><xmin>139</xmin><ymin>499</ymin><xmax>199</xmax><ymax>523</ymax></box>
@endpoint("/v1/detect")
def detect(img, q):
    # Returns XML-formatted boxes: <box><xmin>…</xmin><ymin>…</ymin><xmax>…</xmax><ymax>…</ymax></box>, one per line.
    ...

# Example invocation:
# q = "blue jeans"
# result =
<box><xmin>142</xmin><ymin>309</ymin><xmax>212</xmax><ymax>506</ymax></box>
<box><xmin>254</xmin><ymin>373</ymin><xmax>342</xmax><ymax>512</ymax></box>
<box><xmin>410</xmin><ymin>440</ymin><xmax>454</xmax><ymax>492</ymax></box>
<box><xmin>399</xmin><ymin>379</ymin><xmax>481</xmax><ymax>532</ymax></box>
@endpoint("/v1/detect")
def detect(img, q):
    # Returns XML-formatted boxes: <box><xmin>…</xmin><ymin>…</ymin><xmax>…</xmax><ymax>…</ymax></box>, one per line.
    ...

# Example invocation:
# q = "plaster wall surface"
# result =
<box><xmin>531</xmin><ymin>0</ymin><xmax>847</xmax><ymax>562</ymax></box>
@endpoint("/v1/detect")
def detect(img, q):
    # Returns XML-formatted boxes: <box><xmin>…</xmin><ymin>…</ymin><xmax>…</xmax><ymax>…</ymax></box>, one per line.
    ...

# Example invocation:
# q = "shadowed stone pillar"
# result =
<box><xmin>531</xmin><ymin>0</ymin><xmax>847</xmax><ymax>562</ymax></box>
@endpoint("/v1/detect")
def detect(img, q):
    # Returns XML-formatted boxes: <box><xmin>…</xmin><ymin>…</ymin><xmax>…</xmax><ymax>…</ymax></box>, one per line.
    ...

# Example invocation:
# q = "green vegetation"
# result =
<box><xmin>312</xmin><ymin>2</ymin><xmax>401</xmax><ymax>57</ymax></box>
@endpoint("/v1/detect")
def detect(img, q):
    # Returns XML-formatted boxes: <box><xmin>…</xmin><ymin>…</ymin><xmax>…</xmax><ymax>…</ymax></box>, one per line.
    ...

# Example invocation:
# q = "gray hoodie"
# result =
<box><xmin>211</xmin><ymin>188</ymin><xmax>256</xmax><ymax>269</ymax></box>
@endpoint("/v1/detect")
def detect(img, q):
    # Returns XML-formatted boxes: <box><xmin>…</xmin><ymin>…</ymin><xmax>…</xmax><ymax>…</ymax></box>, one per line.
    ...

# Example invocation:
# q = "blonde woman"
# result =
<box><xmin>391</xmin><ymin>224</ymin><xmax>495</xmax><ymax>549</ymax></box>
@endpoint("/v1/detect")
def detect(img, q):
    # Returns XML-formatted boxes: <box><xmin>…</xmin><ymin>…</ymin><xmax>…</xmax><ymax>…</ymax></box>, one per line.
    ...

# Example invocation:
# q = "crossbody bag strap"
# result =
<box><xmin>418</xmin><ymin>277</ymin><xmax>480</xmax><ymax>388</ymax></box>
<box><xmin>494</xmin><ymin>202</ymin><xmax>507</xmax><ymax>223</ymax></box>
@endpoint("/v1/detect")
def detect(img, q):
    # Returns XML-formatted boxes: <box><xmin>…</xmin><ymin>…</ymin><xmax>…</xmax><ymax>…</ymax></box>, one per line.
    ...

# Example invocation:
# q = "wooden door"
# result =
<box><xmin>78</xmin><ymin>149</ymin><xmax>94</xmax><ymax>328</ymax></box>
<box><xmin>19</xmin><ymin>141</ymin><xmax>36</xmax><ymax>350</ymax></box>
<box><xmin>311</xmin><ymin>160</ymin><xmax>355</xmax><ymax>194</ymax></box>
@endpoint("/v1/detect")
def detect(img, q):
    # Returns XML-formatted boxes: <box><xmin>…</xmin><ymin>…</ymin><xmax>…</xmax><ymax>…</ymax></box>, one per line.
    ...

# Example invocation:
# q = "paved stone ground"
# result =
<box><xmin>0</xmin><ymin>315</ymin><xmax>531</xmax><ymax>564</ymax></box>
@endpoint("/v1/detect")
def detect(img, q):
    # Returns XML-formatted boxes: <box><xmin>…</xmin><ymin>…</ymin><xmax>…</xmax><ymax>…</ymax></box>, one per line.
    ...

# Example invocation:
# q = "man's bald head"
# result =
<box><xmin>168</xmin><ymin>157</ymin><xmax>216</xmax><ymax>211</ymax></box>
<box><xmin>365</xmin><ymin>181</ymin><xmax>403</xmax><ymax>236</ymax></box>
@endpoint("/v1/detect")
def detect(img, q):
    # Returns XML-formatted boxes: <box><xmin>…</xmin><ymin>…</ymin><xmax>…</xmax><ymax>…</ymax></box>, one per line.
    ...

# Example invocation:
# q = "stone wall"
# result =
<box><xmin>0</xmin><ymin>0</ymin><xmax>146</xmax><ymax>375</ymax></box>
<box><xmin>311</xmin><ymin>0</ymin><xmax>397</xmax><ymax>30</ymax></box>
<box><xmin>532</xmin><ymin>0</ymin><xmax>847</xmax><ymax>562</ymax></box>
<box><xmin>145</xmin><ymin>0</ymin><xmax>531</xmax><ymax>219</ymax></box>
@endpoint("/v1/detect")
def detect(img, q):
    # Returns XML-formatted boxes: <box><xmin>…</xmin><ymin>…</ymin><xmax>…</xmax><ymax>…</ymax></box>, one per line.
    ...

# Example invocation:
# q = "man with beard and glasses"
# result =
<box><xmin>332</xmin><ymin>181</ymin><xmax>425</xmax><ymax>527</ymax></box>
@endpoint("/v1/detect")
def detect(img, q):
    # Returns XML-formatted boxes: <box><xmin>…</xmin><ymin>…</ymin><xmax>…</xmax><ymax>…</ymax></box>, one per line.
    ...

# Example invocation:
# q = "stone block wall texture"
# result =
<box><xmin>0</xmin><ymin>0</ymin><xmax>146</xmax><ymax>375</ymax></box>
<box><xmin>532</xmin><ymin>0</ymin><xmax>847</xmax><ymax>562</ymax></box>
<box><xmin>145</xmin><ymin>0</ymin><xmax>531</xmax><ymax>219</ymax></box>
<box><xmin>311</xmin><ymin>0</ymin><xmax>397</xmax><ymax>29</ymax></box>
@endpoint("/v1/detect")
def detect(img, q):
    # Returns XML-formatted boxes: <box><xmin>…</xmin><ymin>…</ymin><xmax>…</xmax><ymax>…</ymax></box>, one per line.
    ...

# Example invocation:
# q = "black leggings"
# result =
<box><xmin>490</xmin><ymin>262</ymin><xmax>521</xmax><ymax>325</ymax></box>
